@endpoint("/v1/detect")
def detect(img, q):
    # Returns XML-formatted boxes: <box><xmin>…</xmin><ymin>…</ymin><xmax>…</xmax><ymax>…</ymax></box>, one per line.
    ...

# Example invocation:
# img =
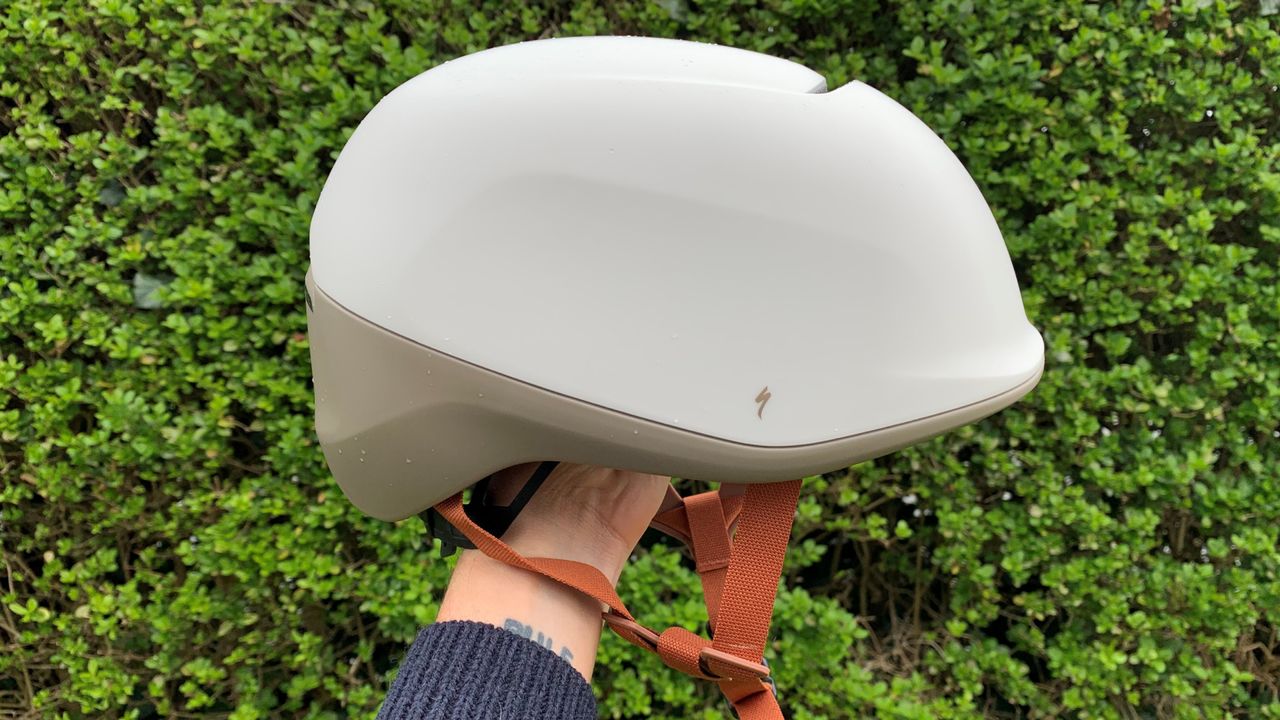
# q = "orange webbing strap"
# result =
<box><xmin>651</xmin><ymin>485</ymin><xmax>745</xmax><ymax>546</ymax></box>
<box><xmin>434</xmin><ymin>494</ymin><xmax>646</xmax><ymax>642</ymax></box>
<box><xmin>706</xmin><ymin>480</ymin><xmax>801</xmax><ymax>712</ymax></box>
<box><xmin>684</xmin><ymin>491</ymin><xmax>733</xmax><ymax>629</ymax></box>
<box><xmin>434</xmin><ymin>479</ymin><xmax>802</xmax><ymax>719</ymax></box>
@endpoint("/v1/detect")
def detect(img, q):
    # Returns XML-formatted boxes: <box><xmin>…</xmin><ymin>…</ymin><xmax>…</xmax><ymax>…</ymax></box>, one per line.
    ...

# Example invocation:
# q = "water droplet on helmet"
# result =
<box><xmin>405</xmin><ymin>458</ymin><xmax>412</xmax><ymax>464</ymax></box>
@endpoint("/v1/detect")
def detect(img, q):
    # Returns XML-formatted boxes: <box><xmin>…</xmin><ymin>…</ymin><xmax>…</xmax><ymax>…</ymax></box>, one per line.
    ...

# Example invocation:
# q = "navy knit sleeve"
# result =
<box><xmin>376</xmin><ymin>620</ymin><xmax>598</xmax><ymax>720</ymax></box>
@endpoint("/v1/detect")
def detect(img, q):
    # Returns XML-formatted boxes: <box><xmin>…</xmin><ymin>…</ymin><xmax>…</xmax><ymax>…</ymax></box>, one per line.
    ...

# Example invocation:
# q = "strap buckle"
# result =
<box><xmin>601</xmin><ymin>614</ymin><xmax>772</xmax><ymax>682</ymax></box>
<box><xmin>699</xmin><ymin>646</ymin><xmax>772</xmax><ymax>682</ymax></box>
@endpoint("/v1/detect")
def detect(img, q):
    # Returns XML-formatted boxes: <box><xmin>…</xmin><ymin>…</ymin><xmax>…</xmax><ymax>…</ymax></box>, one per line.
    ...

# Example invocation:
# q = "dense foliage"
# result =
<box><xmin>2</xmin><ymin>0</ymin><xmax>1278</xmax><ymax>717</ymax></box>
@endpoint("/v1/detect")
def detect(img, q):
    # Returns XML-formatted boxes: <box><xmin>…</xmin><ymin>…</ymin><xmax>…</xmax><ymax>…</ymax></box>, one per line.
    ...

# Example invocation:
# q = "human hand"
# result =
<box><xmin>435</xmin><ymin>463</ymin><xmax>669</xmax><ymax>680</ymax></box>
<box><xmin>489</xmin><ymin>463</ymin><xmax>670</xmax><ymax>582</ymax></box>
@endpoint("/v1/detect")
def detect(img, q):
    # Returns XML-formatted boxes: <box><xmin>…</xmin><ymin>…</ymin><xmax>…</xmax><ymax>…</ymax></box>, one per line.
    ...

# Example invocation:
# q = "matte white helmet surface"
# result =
<box><xmin>306</xmin><ymin>36</ymin><xmax>1044</xmax><ymax>521</ymax></box>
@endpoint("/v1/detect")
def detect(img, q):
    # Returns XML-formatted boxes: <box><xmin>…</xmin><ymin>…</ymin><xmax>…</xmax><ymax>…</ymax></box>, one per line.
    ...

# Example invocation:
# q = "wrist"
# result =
<box><xmin>436</xmin><ymin>548</ymin><xmax>607</xmax><ymax>680</ymax></box>
<box><xmin>501</xmin><ymin>504</ymin><xmax>635</xmax><ymax>583</ymax></box>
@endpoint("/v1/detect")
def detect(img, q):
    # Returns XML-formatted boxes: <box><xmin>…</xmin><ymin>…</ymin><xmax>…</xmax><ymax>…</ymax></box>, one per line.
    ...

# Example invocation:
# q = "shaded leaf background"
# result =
<box><xmin>1</xmin><ymin>1</ymin><xmax>1278</xmax><ymax>718</ymax></box>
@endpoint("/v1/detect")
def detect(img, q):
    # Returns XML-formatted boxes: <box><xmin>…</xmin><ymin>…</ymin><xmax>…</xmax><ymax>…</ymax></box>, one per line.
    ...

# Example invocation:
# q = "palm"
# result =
<box><xmin>489</xmin><ymin>463</ymin><xmax>670</xmax><ymax>573</ymax></box>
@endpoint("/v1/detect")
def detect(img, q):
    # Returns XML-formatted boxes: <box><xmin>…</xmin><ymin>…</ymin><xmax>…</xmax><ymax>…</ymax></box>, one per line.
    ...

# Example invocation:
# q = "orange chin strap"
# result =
<box><xmin>434</xmin><ymin>478</ymin><xmax>803</xmax><ymax>719</ymax></box>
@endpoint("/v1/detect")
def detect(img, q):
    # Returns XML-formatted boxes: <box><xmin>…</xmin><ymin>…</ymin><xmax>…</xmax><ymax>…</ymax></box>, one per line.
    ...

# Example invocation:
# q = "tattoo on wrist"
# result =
<box><xmin>503</xmin><ymin>618</ymin><xmax>574</xmax><ymax>663</ymax></box>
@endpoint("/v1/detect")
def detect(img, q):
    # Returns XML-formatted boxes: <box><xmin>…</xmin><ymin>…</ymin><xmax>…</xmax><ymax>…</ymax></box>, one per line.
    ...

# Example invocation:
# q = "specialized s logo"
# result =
<box><xmin>755</xmin><ymin>386</ymin><xmax>772</xmax><ymax>419</ymax></box>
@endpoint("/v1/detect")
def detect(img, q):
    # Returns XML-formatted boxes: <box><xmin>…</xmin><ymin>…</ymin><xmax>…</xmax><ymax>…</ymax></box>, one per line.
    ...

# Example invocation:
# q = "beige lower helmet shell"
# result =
<box><xmin>306</xmin><ymin>273</ymin><xmax>1042</xmax><ymax>520</ymax></box>
<box><xmin>305</xmin><ymin>37</ymin><xmax>1045</xmax><ymax>521</ymax></box>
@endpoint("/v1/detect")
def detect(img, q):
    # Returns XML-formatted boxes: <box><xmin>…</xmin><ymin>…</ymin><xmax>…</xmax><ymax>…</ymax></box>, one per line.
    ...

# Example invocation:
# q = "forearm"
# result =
<box><xmin>380</xmin><ymin>537</ymin><xmax>616</xmax><ymax>718</ymax></box>
<box><xmin>436</xmin><ymin>549</ymin><xmax>611</xmax><ymax>680</ymax></box>
<box><xmin>431</xmin><ymin>465</ymin><xmax>666</xmax><ymax>682</ymax></box>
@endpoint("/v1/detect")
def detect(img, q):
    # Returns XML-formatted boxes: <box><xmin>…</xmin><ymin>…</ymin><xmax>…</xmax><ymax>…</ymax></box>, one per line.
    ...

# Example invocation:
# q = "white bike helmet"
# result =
<box><xmin>306</xmin><ymin>36</ymin><xmax>1042</xmax><ymax>717</ymax></box>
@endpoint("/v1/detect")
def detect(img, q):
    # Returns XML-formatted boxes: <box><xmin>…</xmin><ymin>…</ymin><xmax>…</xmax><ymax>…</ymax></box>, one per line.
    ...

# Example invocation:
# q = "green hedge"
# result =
<box><xmin>2</xmin><ymin>1</ymin><xmax>1278</xmax><ymax>717</ymax></box>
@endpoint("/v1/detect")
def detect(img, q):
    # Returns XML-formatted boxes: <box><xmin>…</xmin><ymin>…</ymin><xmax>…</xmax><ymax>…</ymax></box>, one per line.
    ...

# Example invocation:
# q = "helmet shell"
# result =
<box><xmin>307</xmin><ymin>37</ymin><xmax>1043</xmax><ymax>520</ymax></box>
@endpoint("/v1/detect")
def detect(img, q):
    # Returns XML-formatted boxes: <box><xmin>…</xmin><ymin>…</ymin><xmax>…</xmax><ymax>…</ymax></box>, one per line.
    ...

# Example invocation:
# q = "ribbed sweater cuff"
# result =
<box><xmin>377</xmin><ymin>620</ymin><xmax>597</xmax><ymax>720</ymax></box>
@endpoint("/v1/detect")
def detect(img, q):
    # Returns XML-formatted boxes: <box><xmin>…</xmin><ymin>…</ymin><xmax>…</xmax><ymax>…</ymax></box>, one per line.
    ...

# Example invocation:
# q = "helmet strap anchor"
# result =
<box><xmin>419</xmin><ymin>461</ymin><xmax>559</xmax><ymax>556</ymax></box>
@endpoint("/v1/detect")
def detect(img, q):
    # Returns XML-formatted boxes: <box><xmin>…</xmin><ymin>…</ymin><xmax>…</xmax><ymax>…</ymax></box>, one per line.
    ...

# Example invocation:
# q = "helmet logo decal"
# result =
<box><xmin>755</xmin><ymin>386</ymin><xmax>772</xmax><ymax>419</ymax></box>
